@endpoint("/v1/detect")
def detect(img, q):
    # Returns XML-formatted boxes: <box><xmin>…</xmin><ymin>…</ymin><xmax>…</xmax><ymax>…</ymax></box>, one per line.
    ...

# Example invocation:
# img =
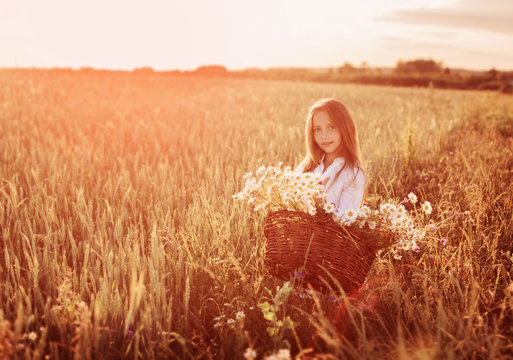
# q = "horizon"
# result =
<box><xmin>1</xmin><ymin>62</ymin><xmax>510</xmax><ymax>73</ymax></box>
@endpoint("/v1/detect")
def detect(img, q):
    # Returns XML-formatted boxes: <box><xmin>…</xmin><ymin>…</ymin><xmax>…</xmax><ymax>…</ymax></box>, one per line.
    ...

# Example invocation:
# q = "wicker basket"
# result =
<box><xmin>264</xmin><ymin>210</ymin><xmax>376</xmax><ymax>294</ymax></box>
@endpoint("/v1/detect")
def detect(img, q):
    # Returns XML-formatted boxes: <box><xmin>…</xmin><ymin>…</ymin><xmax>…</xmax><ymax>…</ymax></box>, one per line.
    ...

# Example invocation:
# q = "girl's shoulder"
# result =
<box><xmin>295</xmin><ymin>158</ymin><xmax>310</xmax><ymax>173</ymax></box>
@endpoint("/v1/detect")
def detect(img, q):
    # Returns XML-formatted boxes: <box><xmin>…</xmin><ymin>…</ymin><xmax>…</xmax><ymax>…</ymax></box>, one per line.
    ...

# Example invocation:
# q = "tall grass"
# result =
<box><xmin>1</xmin><ymin>69</ymin><xmax>512</xmax><ymax>359</ymax></box>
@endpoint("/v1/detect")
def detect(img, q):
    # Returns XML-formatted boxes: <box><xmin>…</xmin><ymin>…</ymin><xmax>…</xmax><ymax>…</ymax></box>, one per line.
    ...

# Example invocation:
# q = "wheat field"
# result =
<box><xmin>1</xmin><ymin>69</ymin><xmax>512</xmax><ymax>359</ymax></box>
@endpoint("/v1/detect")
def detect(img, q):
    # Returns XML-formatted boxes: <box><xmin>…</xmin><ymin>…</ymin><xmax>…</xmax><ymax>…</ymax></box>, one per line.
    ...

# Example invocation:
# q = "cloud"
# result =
<box><xmin>376</xmin><ymin>35</ymin><xmax>513</xmax><ymax>69</ymax></box>
<box><xmin>376</xmin><ymin>6</ymin><xmax>513</xmax><ymax>35</ymax></box>
<box><xmin>380</xmin><ymin>36</ymin><xmax>493</xmax><ymax>56</ymax></box>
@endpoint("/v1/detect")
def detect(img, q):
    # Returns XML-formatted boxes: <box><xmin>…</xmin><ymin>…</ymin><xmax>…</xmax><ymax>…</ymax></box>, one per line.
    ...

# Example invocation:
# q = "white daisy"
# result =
<box><xmin>323</xmin><ymin>202</ymin><xmax>335</xmax><ymax>213</ymax></box>
<box><xmin>422</xmin><ymin>201</ymin><xmax>432</xmax><ymax>215</ymax></box>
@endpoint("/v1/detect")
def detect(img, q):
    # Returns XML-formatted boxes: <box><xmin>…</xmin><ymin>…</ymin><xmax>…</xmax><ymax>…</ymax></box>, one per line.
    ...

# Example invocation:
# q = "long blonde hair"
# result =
<box><xmin>301</xmin><ymin>98</ymin><xmax>363</xmax><ymax>177</ymax></box>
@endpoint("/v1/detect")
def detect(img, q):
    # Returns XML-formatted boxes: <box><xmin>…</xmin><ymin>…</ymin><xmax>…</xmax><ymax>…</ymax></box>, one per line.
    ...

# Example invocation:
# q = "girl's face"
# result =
<box><xmin>312</xmin><ymin>110</ymin><xmax>342</xmax><ymax>157</ymax></box>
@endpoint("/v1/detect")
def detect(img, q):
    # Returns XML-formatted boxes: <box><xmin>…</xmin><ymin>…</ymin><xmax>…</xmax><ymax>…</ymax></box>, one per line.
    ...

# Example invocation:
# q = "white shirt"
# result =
<box><xmin>297</xmin><ymin>157</ymin><xmax>365</xmax><ymax>217</ymax></box>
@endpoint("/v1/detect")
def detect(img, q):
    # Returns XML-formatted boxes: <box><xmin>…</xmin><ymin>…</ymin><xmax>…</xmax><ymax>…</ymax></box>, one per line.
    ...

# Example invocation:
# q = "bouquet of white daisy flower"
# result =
<box><xmin>335</xmin><ymin>197</ymin><xmax>432</xmax><ymax>260</ymax></box>
<box><xmin>232</xmin><ymin>163</ymin><xmax>332</xmax><ymax>216</ymax></box>
<box><xmin>234</xmin><ymin>164</ymin><xmax>432</xmax><ymax>292</ymax></box>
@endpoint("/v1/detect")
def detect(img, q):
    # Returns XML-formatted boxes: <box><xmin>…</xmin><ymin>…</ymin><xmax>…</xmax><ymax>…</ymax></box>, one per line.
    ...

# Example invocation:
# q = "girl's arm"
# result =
<box><xmin>333</xmin><ymin>169</ymin><xmax>365</xmax><ymax>216</ymax></box>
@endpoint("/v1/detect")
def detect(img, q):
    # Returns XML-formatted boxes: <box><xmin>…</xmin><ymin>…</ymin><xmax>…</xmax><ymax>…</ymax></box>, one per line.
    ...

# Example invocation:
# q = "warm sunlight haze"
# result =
<box><xmin>1</xmin><ymin>0</ymin><xmax>513</xmax><ymax>358</ymax></box>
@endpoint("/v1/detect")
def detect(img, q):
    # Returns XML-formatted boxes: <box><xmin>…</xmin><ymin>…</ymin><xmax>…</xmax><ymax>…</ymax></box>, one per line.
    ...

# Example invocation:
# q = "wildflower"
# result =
<box><xmin>294</xmin><ymin>271</ymin><xmax>304</xmax><ymax>279</ymax></box>
<box><xmin>414</xmin><ymin>245</ymin><xmax>420</xmax><ymax>252</ymax></box>
<box><xmin>360</xmin><ymin>205</ymin><xmax>370</xmax><ymax>216</ymax></box>
<box><xmin>408</xmin><ymin>192</ymin><xmax>418</xmax><ymax>204</ymax></box>
<box><xmin>28</xmin><ymin>332</ymin><xmax>37</xmax><ymax>341</ymax></box>
<box><xmin>235</xmin><ymin>311</ymin><xmax>246</xmax><ymax>320</ymax></box>
<box><xmin>379</xmin><ymin>203</ymin><xmax>388</xmax><ymax>214</ymax></box>
<box><xmin>368</xmin><ymin>221</ymin><xmax>377</xmax><ymax>230</ymax></box>
<box><xmin>256</xmin><ymin>165</ymin><xmax>266</xmax><ymax>176</ymax></box>
<box><xmin>440</xmin><ymin>237</ymin><xmax>447</xmax><ymax>246</ymax></box>
<box><xmin>345</xmin><ymin>208</ymin><xmax>358</xmax><ymax>222</ymax></box>
<box><xmin>307</xmin><ymin>201</ymin><xmax>317</xmax><ymax>216</ymax></box>
<box><xmin>396</xmin><ymin>205</ymin><xmax>406</xmax><ymax>215</ymax></box>
<box><xmin>276</xmin><ymin>349</ymin><xmax>291</xmax><ymax>360</ymax></box>
<box><xmin>380</xmin><ymin>203</ymin><xmax>394</xmax><ymax>215</ymax></box>
<box><xmin>226</xmin><ymin>319</ymin><xmax>235</xmax><ymax>325</ymax></box>
<box><xmin>391</xmin><ymin>213</ymin><xmax>406</xmax><ymax>227</ymax></box>
<box><xmin>127</xmin><ymin>330</ymin><xmax>134</xmax><ymax>336</ymax></box>
<box><xmin>422</xmin><ymin>201</ymin><xmax>432</xmax><ymax>215</ymax></box>
<box><xmin>455</xmin><ymin>211</ymin><xmax>460</xmax><ymax>217</ymax></box>
<box><xmin>323</xmin><ymin>202</ymin><xmax>335</xmax><ymax>213</ymax></box>
<box><xmin>254</xmin><ymin>204</ymin><xmax>265</xmax><ymax>212</ymax></box>
<box><xmin>244</xmin><ymin>347</ymin><xmax>257</xmax><ymax>360</ymax></box>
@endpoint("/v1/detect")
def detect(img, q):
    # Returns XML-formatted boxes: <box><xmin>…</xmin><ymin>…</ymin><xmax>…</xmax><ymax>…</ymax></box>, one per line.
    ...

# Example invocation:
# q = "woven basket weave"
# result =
<box><xmin>264</xmin><ymin>210</ymin><xmax>376</xmax><ymax>294</ymax></box>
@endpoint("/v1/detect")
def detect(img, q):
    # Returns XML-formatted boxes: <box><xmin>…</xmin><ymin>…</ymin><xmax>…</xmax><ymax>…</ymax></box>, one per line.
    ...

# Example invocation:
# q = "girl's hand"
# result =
<box><xmin>321</xmin><ymin>177</ymin><xmax>330</xmax><ymax>187</ymax></box>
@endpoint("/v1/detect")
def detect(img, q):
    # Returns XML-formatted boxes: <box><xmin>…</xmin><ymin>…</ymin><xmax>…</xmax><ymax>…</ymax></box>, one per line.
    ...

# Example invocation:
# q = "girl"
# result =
<box><xmin>296</xmin><ymin>99</ymin><xmax>380</xmax><ymax>345</ymax></box>
<box><xmin>297</xmin><ymin>98</ymin><xmax>366</xmax><ymax>216</ymax></box>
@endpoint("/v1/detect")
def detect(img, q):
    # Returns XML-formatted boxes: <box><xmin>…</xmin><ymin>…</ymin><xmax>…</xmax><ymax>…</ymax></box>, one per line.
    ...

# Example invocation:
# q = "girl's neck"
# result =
<box><xmin>323</xmin><ymin>154</ymin><xmax>338</xmax><ymax>170</ymax></box>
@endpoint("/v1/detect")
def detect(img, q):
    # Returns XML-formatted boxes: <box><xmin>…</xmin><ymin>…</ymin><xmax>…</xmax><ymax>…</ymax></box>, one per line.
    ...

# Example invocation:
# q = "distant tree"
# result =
<box><xmin>133</xmin><ymin>66</ymin><xmax>154</xmax><ymax>73</ymax></box>
<box><xmin>193</xmin><ymin>65</ymin><xmax>228</xmax><ymax>76</ymax></box>
<box><xmin>337</xmin><ymin>62</ymin><xmax>355</xmax><ymax>73</ymax></box>
<box><xmin>487</xmin><ymin>68</ymin><xmax>500</xmax><ymax>80</ymax></box>
<box><xmin>395</xmin><ymin>59</ymin><xmax>443</xmax><ymax>73</ymax></box>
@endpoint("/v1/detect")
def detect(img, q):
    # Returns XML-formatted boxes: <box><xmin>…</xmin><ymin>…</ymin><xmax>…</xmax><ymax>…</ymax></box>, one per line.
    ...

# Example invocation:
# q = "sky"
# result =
<box><xmin>1</xmin><ymin>0</ymin><xmax>512</xmax><ymax>71</ymax></box>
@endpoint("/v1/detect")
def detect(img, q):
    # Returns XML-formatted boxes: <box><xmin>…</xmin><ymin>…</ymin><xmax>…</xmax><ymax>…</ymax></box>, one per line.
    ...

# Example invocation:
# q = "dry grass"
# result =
<box><xmin>1</xmin><ymin>69</ymin><xmax>512</xmax><ymax>359</ymax></box>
